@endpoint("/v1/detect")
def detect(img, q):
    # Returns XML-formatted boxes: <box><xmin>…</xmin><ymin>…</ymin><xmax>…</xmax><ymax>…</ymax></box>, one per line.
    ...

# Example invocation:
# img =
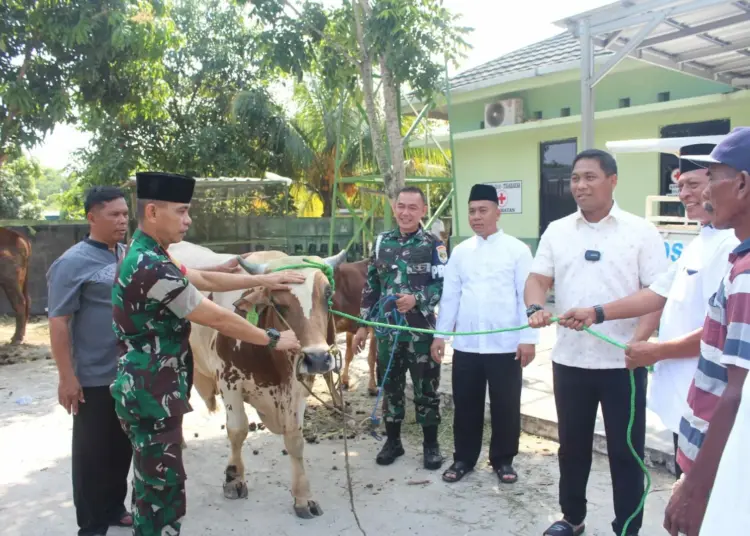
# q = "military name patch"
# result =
<box><xmin>436</xmin><ymin>244</ymin><xmax>448</xmax><ymax>263</ymax></box>
<box><xmin>407</xmin><ymin>263</ymin><xmax>431</xmax><ymax>275</ymax></box>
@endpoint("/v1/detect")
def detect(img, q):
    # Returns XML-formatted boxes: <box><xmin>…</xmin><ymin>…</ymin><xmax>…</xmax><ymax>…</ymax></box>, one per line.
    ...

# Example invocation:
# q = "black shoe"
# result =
<box><xmin>423</xmin><ymin>442</ymin><xmax>444</xmax><ymax>470</ymax></box>
<box><xmin>376</xmin><ymin>438</ymin><xmax>405</xmax><ymax>465</ymax></box>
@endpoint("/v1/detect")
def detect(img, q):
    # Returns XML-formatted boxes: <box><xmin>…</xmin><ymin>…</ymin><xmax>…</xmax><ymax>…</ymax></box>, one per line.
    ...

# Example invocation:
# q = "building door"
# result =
<box><xmin>659</xmin><ymin>119</ymin><xmax>730</xmax><ymax>217</ymax></box>
<box><xmin>540</xmin><ymin>139</ymin><xmax>578</xmax><ymax>235</ymax></box>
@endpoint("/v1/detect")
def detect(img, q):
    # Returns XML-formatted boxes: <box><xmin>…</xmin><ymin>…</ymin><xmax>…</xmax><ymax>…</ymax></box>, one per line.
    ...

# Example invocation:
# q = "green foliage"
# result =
<box><xmin>0</xmin><ymin>155</ymin><xmax>44</xmax><ymax>219</ymax></box>
<box><xmin>246</xmin><ymin>0</ymin><xmax>472</xmax><ymax>101</ymax></box>
<box><xmin>73</xmin><ymin>0</ymin><xmax>296</xmax><ymax>208</ymax></box>
<box><xmin>0</xmin><ymin>0</ymin><xmax>176</xmax><ymax>166</ymax></box>
<box><xmin>367</xmin><ymin>0</ymin><xmax>471</xmax><ymax>101</ymax></box>
<box><xmin>275</xmin><ymin>78</ymin><xmax>374</xmax><ymax>215</ymax></box>
<box><xmin>35</xmin><ymin>167</ymin><xmax>71</xmax><ymax>201</ymax></box>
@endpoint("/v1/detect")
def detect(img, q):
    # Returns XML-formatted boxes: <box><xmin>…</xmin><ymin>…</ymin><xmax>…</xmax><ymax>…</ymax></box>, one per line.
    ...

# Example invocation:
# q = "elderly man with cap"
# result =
<box><xmin>110</xmin><ymin>171</ymin><xmax>305</xmax><ymax>535</ymax></box>
<box><xmin>657</xmin><ymin>127</ymin><xmax>750</xmax><ymax>536</ymax></box>
<box><xmin>560</xmin><ymin>143</ymin><xmax>738</xmax><ymax>481</ymax></box>
<box><xmin>432</xmin><ymin>183</ymin><xmax>538</xmax><ymax>485</ymax></box>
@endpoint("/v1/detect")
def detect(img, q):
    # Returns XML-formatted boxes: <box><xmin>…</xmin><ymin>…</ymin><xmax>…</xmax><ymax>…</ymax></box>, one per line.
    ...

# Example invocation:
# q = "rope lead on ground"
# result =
<box><xmin>268</xmin><ymin>258</ymin><xmax>651</xmax><ymax>536</ymax></box>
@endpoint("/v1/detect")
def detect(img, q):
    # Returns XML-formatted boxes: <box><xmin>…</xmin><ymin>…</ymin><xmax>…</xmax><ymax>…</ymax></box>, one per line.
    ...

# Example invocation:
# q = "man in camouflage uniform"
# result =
<box><xmin>111</xmin><ymin>172</ymin><xmax>302</xmax><ymax>535</ymax></box>
<box><xmin>353</xmin><ymin>186</ymin><xmax>447</xmax><ymax>469</ymax></box>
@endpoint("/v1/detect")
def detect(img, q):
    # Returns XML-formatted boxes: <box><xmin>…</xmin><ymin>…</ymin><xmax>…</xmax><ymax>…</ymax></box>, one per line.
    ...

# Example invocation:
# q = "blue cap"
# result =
<box><xmin>687</xmin><ymin>127</ymin><xmax>750</xmax><ymax>173</ymax></box>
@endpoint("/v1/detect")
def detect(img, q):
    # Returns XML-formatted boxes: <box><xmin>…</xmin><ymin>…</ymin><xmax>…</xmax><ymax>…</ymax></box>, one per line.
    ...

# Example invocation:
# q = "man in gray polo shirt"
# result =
<box><xmin>47</xmin><ymin>186</ymin><xmax>133</xmax><ymax>536</ymax></box>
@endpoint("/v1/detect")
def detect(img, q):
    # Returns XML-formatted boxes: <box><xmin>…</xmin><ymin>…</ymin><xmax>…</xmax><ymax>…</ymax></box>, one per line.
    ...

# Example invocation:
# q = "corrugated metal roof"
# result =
<box><xmin>448</xmin><ymin>32</ymin><xmax>611</xmax><ymax>91</ymax></box>
<box><xmin>447</xmin><ymin>0</ymin><xmax>750</xmax><ymax>95</ymax></box>
<box><xmin>555</xmin><ymin>0</ymin><xmax>750</xmax><ymax>87</ymax></box>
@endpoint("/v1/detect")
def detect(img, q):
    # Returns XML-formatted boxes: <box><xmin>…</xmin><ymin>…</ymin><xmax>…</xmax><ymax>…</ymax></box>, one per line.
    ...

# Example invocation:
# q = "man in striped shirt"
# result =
<box><xmin>626</xmin><ymin>127</ymin><xmax>750</xmax><ymax>535</ymax></box>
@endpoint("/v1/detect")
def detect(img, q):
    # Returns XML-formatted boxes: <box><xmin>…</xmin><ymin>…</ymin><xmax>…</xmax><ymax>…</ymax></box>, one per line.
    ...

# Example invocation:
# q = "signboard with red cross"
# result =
<box><xmin>487</xmin><ymin>181</ymin><xmax>523</xmax><ymax>214</ymax></box>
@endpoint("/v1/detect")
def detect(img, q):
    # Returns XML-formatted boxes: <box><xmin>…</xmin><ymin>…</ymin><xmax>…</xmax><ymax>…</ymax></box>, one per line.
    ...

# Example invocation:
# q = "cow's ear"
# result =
<box><xmin>233</xmin><ymin>287</ymin><xmax>270</xmax><ymax>312</ymax></box>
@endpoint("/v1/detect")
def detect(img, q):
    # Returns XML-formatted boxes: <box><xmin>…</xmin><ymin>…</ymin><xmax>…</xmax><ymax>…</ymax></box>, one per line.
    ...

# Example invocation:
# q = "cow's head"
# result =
<box><xmin>235</xmin><ymin>251</ymin><xmax>347</xmax><ymax>375</ymax></box>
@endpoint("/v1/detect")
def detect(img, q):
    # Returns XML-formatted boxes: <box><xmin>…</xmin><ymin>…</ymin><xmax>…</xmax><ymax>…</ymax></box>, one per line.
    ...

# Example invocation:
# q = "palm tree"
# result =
<box><xmin>279</xmin><ymin>79</ymin><xmax>374</xmax><ymax>217</ymax></box>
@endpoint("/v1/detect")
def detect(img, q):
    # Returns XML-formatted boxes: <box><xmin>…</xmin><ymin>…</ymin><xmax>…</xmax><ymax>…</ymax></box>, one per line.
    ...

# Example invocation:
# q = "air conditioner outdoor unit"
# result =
<box><xmin>484</xmin><ymin>98</ymin><xmax>524</xmax><ymax>128</ymax></box>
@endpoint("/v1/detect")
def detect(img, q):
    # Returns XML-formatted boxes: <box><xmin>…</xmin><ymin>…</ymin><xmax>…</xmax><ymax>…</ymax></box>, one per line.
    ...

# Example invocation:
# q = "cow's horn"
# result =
<box><xmin>237</xmin><ymin>256</ymin><xmax>268</xmax><ymax>274</ymax></box>
<box><xmin>323</xmin><ymin>250</ymin><xmax>347</xmax><ymax>269</ymax></box>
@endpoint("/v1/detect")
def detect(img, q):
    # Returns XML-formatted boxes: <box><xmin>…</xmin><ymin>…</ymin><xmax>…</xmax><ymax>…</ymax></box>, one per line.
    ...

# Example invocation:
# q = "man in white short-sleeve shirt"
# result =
<box><xmin>525</xmin><ymin>149</ymin><xmax>668</xmax><ymax>536</ymax></box>
<box><xmin>560</xmin><ymin>143</ymin><xmax>738</xmax><ymax>482</ymax></box>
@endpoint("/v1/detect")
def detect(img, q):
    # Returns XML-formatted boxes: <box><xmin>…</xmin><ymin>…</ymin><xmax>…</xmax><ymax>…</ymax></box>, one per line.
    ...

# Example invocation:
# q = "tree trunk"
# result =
<box><xmin>352</xmin><ymin>0</ymin><xmax>392</xmax><ymax>196</ymax></box>
<box><xmin>322</xmin><ymin>189</ymin><xmax>333</xmax><ymax>217</ymax></box>
<box><xmin>379</xmin><ymin>56</ymin><xmax>405</xmax><ymax>199</ymax></box>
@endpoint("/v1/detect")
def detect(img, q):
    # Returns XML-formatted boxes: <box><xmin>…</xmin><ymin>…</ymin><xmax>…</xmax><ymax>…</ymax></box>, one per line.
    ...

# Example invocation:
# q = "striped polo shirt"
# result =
<box><xmin>677</xmin><ymin>237</ymin><xmax>750</xmax><ymax>473</ymax></box>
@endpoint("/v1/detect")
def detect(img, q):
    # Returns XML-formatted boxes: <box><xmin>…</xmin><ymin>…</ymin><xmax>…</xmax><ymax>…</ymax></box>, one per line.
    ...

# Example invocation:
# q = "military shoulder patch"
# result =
<box><xmin>436</xmin><ymin>244</ymin><xmax>448</xmax><ymax>264</ymax></box>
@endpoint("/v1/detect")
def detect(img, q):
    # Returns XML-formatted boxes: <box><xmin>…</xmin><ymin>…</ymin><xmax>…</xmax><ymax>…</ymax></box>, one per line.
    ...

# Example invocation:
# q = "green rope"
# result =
<box><xmin>263</xmin><ymin>257</ymin><xmax>650</xmax><ymax>536</ymax></box>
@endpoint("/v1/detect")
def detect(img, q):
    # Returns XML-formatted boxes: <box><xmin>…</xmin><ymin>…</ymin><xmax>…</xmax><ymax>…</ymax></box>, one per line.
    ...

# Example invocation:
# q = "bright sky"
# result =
<box><xmin>27</xmin><ymin>0</ymin><xmax>612</xmax><ymax>170</ymax></box>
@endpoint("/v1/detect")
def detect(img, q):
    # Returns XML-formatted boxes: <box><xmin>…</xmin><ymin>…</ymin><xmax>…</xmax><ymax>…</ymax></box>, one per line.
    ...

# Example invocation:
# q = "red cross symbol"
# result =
<box><xmin>498</xmin><ymin>191</ymin><xmax>507</xmax><ymax>206</ymax></box>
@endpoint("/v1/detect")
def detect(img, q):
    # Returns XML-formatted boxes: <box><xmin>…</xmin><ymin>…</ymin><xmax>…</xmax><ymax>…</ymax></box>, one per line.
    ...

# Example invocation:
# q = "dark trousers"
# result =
<box><xmin>186</xmin><ymin>352</ymin><xmax>194</xmax><ymax>400</ymax></box>
<box><xmin>72</xmin><ymin>386</ymin><xmax>133</xmax><ymax>536</ymax></box>
<box><xmin>553</xmin><ymin>362</ymin><xmax>647</xmax><ymax>535</ymax></box>
<box><xmin>673</xmin><ymin>433</ymin><xmax>683</xmax><ymax>479</ymax></box>
<box><xmin>452</xmin><ymin>350</ymin><xmax>522</xmax><ymax>468</ymax></box>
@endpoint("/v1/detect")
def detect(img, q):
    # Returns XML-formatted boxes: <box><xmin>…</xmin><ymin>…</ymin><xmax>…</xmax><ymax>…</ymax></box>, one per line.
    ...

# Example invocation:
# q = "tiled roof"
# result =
<box><xmin>450</xmin><ymin>32</ymin><xmax>610</xmax><ymax>91</ymax></box>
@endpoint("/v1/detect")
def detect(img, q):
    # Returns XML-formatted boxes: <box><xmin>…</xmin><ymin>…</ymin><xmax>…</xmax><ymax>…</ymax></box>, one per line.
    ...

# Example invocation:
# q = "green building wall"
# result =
<box><xmin>441</xmin><ymin>61</ymin><xmax>750</xmax><ymax>250</ymax></box>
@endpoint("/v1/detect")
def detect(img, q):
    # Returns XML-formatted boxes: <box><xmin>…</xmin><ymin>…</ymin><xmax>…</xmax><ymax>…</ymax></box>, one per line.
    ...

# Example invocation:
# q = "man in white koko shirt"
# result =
<box><xmin>431</xmin><ymin>183</ymin><xmax>538</xmax><ymax>486</ymax></box>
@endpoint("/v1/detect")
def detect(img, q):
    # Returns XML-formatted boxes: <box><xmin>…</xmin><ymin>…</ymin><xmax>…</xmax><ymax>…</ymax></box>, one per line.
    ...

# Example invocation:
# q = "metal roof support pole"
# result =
<box><xmin>444</xmin><ymin>55</ymin><xmax>460</xmax><ymax>239</ymax></box>
<box><xmin>580</xmin><ymin>17</ymin><xmax>595</xmax><ymax>150</ymax></box>
<box><xmin>591</xmin><ymin>13</ymin><xmax>668</xmax><ymax>87</ymax></box>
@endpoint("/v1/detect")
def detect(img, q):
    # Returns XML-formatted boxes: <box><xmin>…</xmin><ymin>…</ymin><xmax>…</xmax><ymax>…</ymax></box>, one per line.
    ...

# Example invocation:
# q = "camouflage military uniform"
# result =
<box><xmin>360</xmin><ymin>226</ymin><xmax>447</xmax><ymax>426</ymax></box>
<box><xmin>110</xmin><ymin>229</ymin><xmax>203</xmax><ymax>535</ymax></box>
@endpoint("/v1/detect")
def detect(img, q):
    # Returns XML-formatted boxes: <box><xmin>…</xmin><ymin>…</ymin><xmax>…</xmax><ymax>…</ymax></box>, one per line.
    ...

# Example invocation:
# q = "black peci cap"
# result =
<box><xmin>679</xmin><ymin>143</ymin><xmax>717</xmax><ymax>174</ymax></box>
<box><xmin>136</xmin><ymin>172</ymin><xmax>196</xmax><ymax>204</ymax></box>
<box><xmin>468</xmin><ymin>183</ymin><xmax>499</xmax><ymax>204</ymax></box>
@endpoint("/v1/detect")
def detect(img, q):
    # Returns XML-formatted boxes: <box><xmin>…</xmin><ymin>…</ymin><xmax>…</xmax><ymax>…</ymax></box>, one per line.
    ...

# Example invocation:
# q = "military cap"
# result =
<box><xmin>136</xmin><ymin>172</ymin><xmax>196</xmax><ymax>204</ymax></box>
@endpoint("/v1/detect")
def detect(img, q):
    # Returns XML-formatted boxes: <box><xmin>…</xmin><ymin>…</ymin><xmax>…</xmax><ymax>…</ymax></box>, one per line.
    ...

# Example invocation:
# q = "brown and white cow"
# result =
<box><xmin>0</xmin><ymin>227</ymin><xmax>31</xmax><ymax>344</ymax></box>
<box><xmin>169</xmin><ymin>241</ymin><xmax>346</xmax><ymax>519</ymax></box>
<box><xmin>332</xmin><ymin>260</ymin><xmax>378</xmax><ymax>396</ymax></box>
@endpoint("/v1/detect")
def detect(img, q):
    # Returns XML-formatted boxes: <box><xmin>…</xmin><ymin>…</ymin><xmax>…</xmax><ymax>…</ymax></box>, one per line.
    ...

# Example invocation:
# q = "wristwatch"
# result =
<box><xmin>593</xmin><ymin>305</ymin><xmax>605</xmax><ymax>324</ymax></box>
<box><xmin>265</xmin><ymin>328</ymin><xmax>281</xmax><ymax>349</ymax></box>
<box><xmin>526</xmin><ymin>304</ymin><xmax>544</xmax><ymax>318</ymax></box>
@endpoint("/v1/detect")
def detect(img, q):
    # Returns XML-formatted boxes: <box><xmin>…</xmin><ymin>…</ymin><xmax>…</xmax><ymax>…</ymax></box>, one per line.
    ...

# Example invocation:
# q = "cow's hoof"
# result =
<box><xmin>9</xmin><ymin>338</ymin><xmax>22</xmax><ymax>346</ymax></box>
<box><xmin>341</xmin><ymin>381</ymin><xmax>350</xmax><ymax>391</ymax></box>
<box><xmin>294</xmin><ymin>500</ymin><xmax>323</xmax><ymax>519</ymax></box>
<box><xmin>367</xmin><ymin>388</ymin><xmax>378</xmax><ymax>397</ymax></box>
<box><xmin>223</xmin><ymin>480</ymin><xmax>248</xmax><ymax>500</ymax></box>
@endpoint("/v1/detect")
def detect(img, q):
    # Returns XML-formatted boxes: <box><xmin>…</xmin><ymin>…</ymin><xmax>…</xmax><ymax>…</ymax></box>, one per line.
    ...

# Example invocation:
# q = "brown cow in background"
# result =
<box><xmin>333</xmin><ymin>260</ymin><xmax>378</xmax><ymax>396</ymax></box>
<box><xmin>0</xmin><ymin>227</ymin><xmax>31</xmax><ymax>344</ymax></box>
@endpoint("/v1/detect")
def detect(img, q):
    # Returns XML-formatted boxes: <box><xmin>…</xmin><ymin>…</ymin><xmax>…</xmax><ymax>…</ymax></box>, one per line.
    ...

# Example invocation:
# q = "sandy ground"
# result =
<box><xmin>0</xmin><ymin>317</ymin><xmax>675</xmax><ymax>536</ymax></box>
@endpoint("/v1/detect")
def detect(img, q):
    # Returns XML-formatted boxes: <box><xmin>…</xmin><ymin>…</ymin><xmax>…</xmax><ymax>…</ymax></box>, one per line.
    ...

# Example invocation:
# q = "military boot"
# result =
<box><xmin>422</xmin><ymin>425</ymin><xmax>443</xmax><ymax>470</ymax></box>
<box><xmin>376</xmin><ymin>422</ymin><xmax>405</xmax><ymax>465</ymax></box>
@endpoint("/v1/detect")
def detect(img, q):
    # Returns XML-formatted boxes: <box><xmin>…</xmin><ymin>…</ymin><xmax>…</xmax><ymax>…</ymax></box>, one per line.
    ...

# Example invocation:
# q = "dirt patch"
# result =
<box><xmin>0</xmin><ymin>316</ymin><xmax>52</xmax><ymax>365</ymax></box>
<box><xmin>0</xmin><ymin>335</ymin><xmax>675</xmax><ymax>536</ymax></box>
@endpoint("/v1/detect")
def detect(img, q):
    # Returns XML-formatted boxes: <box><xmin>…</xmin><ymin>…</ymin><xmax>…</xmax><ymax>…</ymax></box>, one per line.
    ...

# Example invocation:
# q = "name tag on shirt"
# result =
<box><xmin>407</xmin><ymin>263</ymin><xmax>431</xmax><ymax>274</ymax></box>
